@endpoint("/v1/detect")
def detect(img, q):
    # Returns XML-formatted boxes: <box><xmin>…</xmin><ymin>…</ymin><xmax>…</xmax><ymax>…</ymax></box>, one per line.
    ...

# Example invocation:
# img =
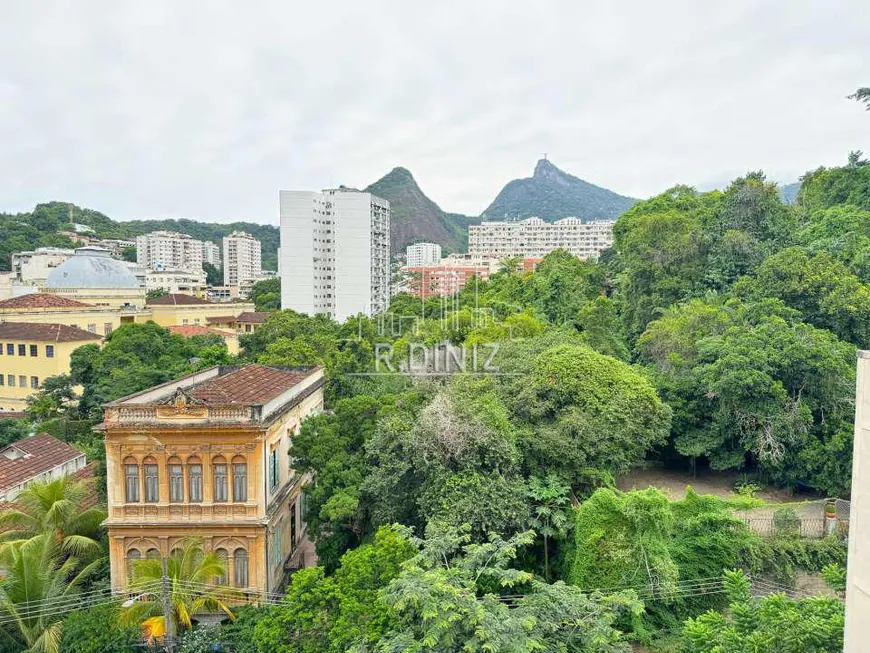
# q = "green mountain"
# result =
<box><xmin>0</xmin><ymin>202</ymin><xmax>280</xmax><ymax>272</ymax></box>
<box><xmin>483</xmin><ymin>159</ymin><xmax>637</xmax><ymax>221</ymax></box>
<box><xmin>364</xmin><ymin>167</ymin><xmax>475</xmax><ymax>254</ymax></box>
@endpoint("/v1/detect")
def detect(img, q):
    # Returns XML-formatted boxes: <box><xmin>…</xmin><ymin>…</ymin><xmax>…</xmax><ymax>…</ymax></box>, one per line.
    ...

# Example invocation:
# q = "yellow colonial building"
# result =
<box><xmin>140</xmin><ymin>293</ymin><xmax>256</xmax><ymax>329</ymax></box>
<box><xmin>0</xmin><ymin>293</ymin><xmax>129</xmax><ymax>335</ymax></box>
<box><xmin>0</xmin><ymin>322</ymin><xmax>103</xmax><ymax>412</ymax></box>
<box><xmin>100</xmin><ymin>364</ymin><xmax>323</xmax><ymax>594</ymax></box>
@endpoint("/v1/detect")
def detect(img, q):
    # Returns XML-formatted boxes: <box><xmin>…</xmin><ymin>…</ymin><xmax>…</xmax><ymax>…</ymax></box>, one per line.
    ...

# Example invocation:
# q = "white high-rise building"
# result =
<box><xmin>222</xmin><ymin>232</ymin><xmax>262</xmax><ymax>286</ymax></box>
<box><xmin>406</xmin><ymin>242</ymin><xmax>442</xmax><ymax>267</ymax></box>
<box><xmin>203</xmin><ymin>241</ymin><xmax>221</xmax><ymax>267</ymax></box>
<box><xmin>468</xmin><ymin>217</ymin><xmax>615</xmax><ymax>260</ymax></box>
<box><xmin>135</xmin><ymin>231</ymin><xmax>204</xmax><ymax>272</ymax></box>
<box><xmin>279</xmin><ymin>188</ymin><xmax>390</xmax><ymax>322</ymax></box>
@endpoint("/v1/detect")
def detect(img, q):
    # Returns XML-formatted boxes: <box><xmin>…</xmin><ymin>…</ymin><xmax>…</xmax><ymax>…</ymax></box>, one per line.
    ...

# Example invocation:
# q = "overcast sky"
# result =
<box><xmin>1</xmin><ymin>1</ymin><xmax>868</xmax><ymax>224</ymax></box>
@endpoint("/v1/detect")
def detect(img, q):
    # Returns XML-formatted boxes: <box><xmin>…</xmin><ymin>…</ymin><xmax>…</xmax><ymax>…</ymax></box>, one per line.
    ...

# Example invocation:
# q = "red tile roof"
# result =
<box><xmin>168</xmin><ymin>325</ymin><xmax>235</xmax><ymax>338</ymax></box>
<box><xmin>0</xmin><ymin>293</ymin><xmax>93</xmax><ymax>309</ymax></box>
<box><xmin>146</xmin><ymin>293</ymin><xmax>212</xmax><ymax>306</ymax></box>
<box><xmin>235</xmin><ymin>311</ymin><xmax>270</xmax><ymax>324</ymax></box>
<box><xmin>0</xmin><ymin>322</ymin><xmax>103</xmax><ymax>343</ymax></box>
<box><xmin>188</xmin><ymin>365</ymin><xmax>313</xmax><ymax>405</ymax></box>
<box><xmin>0</xmin><ymin>434</ymin><xmax>86</xmax><ymax>491</ymax></box>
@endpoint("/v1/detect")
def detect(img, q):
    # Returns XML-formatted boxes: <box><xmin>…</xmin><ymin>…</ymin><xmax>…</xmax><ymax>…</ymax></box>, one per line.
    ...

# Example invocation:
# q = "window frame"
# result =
<box><xmin>124</xmin><ymin>460</ymin><xmax>140</xmax><ymax>503</ymax></box>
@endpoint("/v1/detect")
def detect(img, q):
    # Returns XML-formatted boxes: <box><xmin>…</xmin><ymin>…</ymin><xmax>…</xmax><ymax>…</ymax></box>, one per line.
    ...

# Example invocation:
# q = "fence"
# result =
<box><xmin>736</xmin><ymin>498</ymin><xmax>850</xmax><ymax>538</ymax></box>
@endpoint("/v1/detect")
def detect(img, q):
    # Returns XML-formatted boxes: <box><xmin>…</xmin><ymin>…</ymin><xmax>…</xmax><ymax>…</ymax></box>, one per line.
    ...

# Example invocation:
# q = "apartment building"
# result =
<box><xmin>11</xmin><ymin>247</ymin><xmax>75</xmax><ymax>285</ymax></box>
<box><xmin>203</xmin><ymin>241</ymin><xmax>222</xmax><ymax>267</ymax></box>
<box><xmin>136</xmin><ymin>231</ymin><xmax>204</xmax><ymax>272</ymax></box>
<box><xmin>145</xmin><ymin>268</ymin><xmax>207</xmax><ymax>296</ymax></box>
<box><xmin>223</xmin><ymin>232</ymin><xmax>262</xmax><ymax>287</ymax></box>
<box><xmin>279</xmin><ymin>188</ymin><xmax>390</xmax><ymax>321</ymax></box>
<box><xmin>100</xmin><ymin>364</ymin><xmax>324</xmax><ymax>593</ymax></box>
<box><xmin>0</xmin><ymin>322</ymin><xmax>102</xmax><ymax>412</ymax></box>
<box><xmin>405</xmin><ymin>265</ymin><xmax>491</xmax><ymax>299</ymax></box>
<box><xmin>406</xmin><ymin>242</ymin><xmax>442</xmax><ymax>267</ymax></box>
<box><xmin>468</xmin><ymin>217</ymin><xmax>615</xmax><ymax>260</ymax></box>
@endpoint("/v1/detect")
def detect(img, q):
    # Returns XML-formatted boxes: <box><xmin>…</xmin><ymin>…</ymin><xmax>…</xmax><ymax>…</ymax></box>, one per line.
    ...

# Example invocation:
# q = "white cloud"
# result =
<box><xmin>0</xmin><ymin>0</ymin><xmax>867</xmax><ymax>223</ymax></box>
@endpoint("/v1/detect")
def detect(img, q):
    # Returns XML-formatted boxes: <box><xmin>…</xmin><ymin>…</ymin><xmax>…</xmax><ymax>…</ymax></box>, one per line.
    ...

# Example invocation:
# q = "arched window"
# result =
<box><xmin>143</xmin><ymin>456</ymin><xmax>159</xmax><ymax>503</ymax></box>
<box><xmin>212</xmin><ymin>456</ymin><xmax>228</xmax><ymax>503</ymax></box>
<box><xmin>232</xmin><ymin>456</ymin><xmax>247</xmax><ymax>502</ymax></box>
<box><xmin>168</xmin><ymin>456</ymin><xmax>184</xmax><ymax>503</ymax></box>
<box><xmin>124</xmin><ymin>457</ymin><xmax>140</xmax><ymax>503</ymax></box>
<box><xmin>233</xmin><ymin>548</ymin><xmax>249</xmax><ymax>588</ymax></box>
<box><xmin>187</xmin><ymin>456</ymin><xmax>203</xmax><ymax>503</ymax></box>
<box><xmin>214</xmin><ymin>548</ymin><xmax>228</xmax><ymax>585</ymax></box>
<box><xmin>126</xmin><ymin>549</ymin><xmax>142</xmax><ymax>581</ymax></box>
<box><xmin>146</xmin><ymin>548</ymin><xmax>161</xmax><ymax>560</ymax></box>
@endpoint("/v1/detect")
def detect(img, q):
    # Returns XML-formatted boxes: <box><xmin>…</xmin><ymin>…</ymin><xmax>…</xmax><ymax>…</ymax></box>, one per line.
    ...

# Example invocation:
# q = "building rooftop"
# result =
<box><xmin>185</xmin><ymin>365</ymin><xmax>311</xmax><ymax>405</ymax></box>
<box><xmin>44</xmin><ymin>247</ymin><xmax>141</xmax><ymax>289</ymax></box>
<box><xmin>0</xmin><ymin>293</ymin><xmax>94</xmax><ymax>310</ymax></box>
<box><xmin>205</xmin><ymin>315</ymin><xmax>237</xmax><ymax>323</ymax></box>
<box><xmin>168</xmin><ymin>325</ymin><xmax>235</xmax><ymax>338</ymax></box>
<box><xmin>146</xmin><ymin>293</ymin><xmax>212</xmax><ymax>306</ymax></box>
<box><xmin>0</xmin><ymin>322</ymin><xmax>104</xmax><ymax>343</ymax></box>
<box><xmin>236</xmin><ymin>311</ymin><xmax>270</xmax><ymax>324</ymax></box>
<box><xmin>0</xmin><ymin>434</ymin><xmax>85</xmax><ymax>491</ymax></box>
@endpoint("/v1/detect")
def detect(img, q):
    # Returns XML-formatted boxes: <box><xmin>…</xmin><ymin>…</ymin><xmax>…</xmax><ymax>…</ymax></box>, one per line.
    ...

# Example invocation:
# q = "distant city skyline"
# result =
<box><xmin>1</xmin><ymin>1</ymin><xmax>868</xmax><ymax>224</ymax></box>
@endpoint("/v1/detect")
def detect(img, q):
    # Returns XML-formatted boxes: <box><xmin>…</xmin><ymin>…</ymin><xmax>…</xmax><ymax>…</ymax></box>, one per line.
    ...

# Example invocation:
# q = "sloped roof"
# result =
<box><xmin>0</xmin><ymin>293</ymin><xmax>93</xmax><ymax>309</ymax></box>
<box><xmin>168</xmin><ymin>325</ymin><xmax>236</xmax><ymax>338</ymax></box>
<box><xmin>235</xmin><ymin>311</ymin><xmax>270</xmax><ymax>324</ymax></box>
<box><xmin>187</xmin><ymin>365</ymin><xmax>312</xmax><ymax>405</ymax></box>
<box><xmin>44</xmin><ymin>248</ymin><xmax>140</xmax><ymax>289</ymax></box>
<box><xmin>0</xmin><ymin>434</ymin><xmax>85</xmax><ymax>491</ymax></box>
<box><xmin>0</xmin><ymin>322</ymin><xmax>103</xmax><ymax>343</ymax></box>
<box><xmin>146</xmin><ymin>293</ymin><xmax>212</xmax><ymax>306</ymax></box>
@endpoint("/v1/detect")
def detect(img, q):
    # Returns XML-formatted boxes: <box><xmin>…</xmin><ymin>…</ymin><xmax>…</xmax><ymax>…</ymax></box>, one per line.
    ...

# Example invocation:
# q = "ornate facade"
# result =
<box><xmin>100</xmin><ymin>364</ymin><xmax>324</xmax><ymax>593</ymax></box>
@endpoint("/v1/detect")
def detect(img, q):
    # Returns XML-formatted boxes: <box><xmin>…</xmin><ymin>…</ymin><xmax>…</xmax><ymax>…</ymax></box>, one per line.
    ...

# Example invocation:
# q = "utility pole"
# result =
<box><xmin>161</xmin><ymin>557</ymin><xmax>176</xmax><ymax>653</ymax></box>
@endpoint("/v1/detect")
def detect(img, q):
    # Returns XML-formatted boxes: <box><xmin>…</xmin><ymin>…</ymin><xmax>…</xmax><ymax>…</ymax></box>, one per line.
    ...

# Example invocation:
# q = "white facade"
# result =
<box><xmin>203</xmin><ymin>241</ymin><xmax>221</xmax><ymax>267</ymax></box>
<box><xmin>145</xmin><ymin>268</ymin><xmax>207</xmax><ymax>295</ymax></box>
<box><xmin>845</xmin><ymin>351</ymin><xmax>870</xmax><ymax>651</ymax></box>
<box><xmin>222</xmin><ymin>231</ymin><xmax>262</xmax><ymax>286</ymax></box>
<box><xmin>11</xmin><ymin>247</ymin><xmax>75</xmax><ymax>285</ymax></box>
<box><xmin>136</xmin><ymin>231</ymin><xmax>204</xmax><ymax>272</ymax></box>
<box><xmin>279</xmin><ymin>188</ymin><xmax>390</xmax><ymax>322</ymax></box>
<box><xmin>406</xmin><ymin>242</ymin><xmax>442</xmax><ymax>267</ymax></box>
<box><xmin>468</xmin><ymin>217</ymin><xmax>615</xmax><ymax>260</ymax></box>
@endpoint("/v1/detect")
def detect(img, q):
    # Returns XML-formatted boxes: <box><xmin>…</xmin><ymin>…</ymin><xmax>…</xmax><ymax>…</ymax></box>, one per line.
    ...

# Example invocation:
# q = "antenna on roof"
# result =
<box><xmin>543</xmin><ymin>152</ymin><xmax>547</xmax><ymax>160</ymax></box>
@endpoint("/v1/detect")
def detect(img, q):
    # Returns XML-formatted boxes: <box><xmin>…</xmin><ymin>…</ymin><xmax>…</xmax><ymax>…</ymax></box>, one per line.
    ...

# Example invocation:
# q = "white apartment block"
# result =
<box><xmin>145</xmin><ymin>268</ymin><xmax>207</xmax><ymax>295</ymax></box>
<box><xmin>203</xmin><ymin>241</ymin><xmax>222</xmax><ymax>267</ymax></box>
<box><xmin>136</xmin><ymin>231</ymin><xmax>204</xmax><ymax>272</ymax></box>
<box><xmin>468</xmin><ymin>217</ymin><xmax>615</xmax><ymax>260</ymax></box>
<box><xmin>223</xmin><ymin>231</ymin><xmax>262</xmax><ymax>286</ymax></box>
<box><xmin>406</xmin><ymin>242</ymin><xmax>442</xmax><ymax>267</ymax></box>
<box><xmin>279</xmin><ymin>188</ymin><xmax>390</xmax><ymax>322</ymax></box>
<box><xmin>11</xmin><ymin>247</ymin><xmax>75</xmax><ymax>285</ymax></box>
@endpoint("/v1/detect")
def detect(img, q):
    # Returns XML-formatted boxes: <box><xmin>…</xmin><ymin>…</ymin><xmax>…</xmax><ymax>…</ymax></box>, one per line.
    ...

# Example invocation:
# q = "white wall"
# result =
<box><xmin>331</xmin><ymin>191</ymin><xmax>373</xmax><ymax>322</ymax></box>
<box><xmin>845</xmin><ymin>351</ymin><xmax>870</xmax><ymax>650</ymax></box>
<box><xmin>279</xmin><ymin>191</ymin><xmax>317</xmax><ymax>316</ymax></box>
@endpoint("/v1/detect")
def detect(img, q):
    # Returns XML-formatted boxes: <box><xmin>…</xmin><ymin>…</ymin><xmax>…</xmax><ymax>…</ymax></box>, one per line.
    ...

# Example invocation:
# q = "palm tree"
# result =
<box><xmin>122</xmin><ymin>538</ymin><xmax>235</xmax><ymax>642</ymax></box>
<box><xmin>0</xmin><ymin>477</ymin><xmax>106</xmax><ymax>558</ymax></box>
<box><xmin>0</xmin><ymin>534</ymin><xmax>104</xmax><ymax>653</ymax></box>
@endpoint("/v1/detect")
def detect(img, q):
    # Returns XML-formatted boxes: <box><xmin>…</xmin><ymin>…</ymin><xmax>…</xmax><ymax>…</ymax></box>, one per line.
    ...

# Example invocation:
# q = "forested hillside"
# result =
<box><xmin>0</xmin><ymin>201</ymin><xmax>280</xmax><ymax>271</ymax></box>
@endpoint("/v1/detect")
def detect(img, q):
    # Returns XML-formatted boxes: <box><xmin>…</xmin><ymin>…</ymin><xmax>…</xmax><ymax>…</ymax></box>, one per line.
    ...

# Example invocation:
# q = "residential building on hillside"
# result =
<box><xmin>203</xmin><ymin>241</ymin><xmax>221</xmax><ymax>267</ymax></box>
<box><xmin>136</xmin><ymin>231</ymin><xmax>204</xmax><ymax>272</ymax></box>
<box><xmin>145</xmin><ymin>268</ymin><xmax>207</xmax><ymax>296</ymax></box>
<box><xmin>94</xmin><ymin>239</ymin><xmax>136</xmax><ymax>260</ymax></box>
<box><xmin>0</xmin><ymin>322</ymin><xmax>103</xmax><ymax>412</ymax></box>
<box><xmin>11</xmin><ymin>247</ymin><xmax>75</xmax><ymax>285</ymax></box>
<box><xmin>279</xmin><ymin>188</ymin><xmax>390</xmax><ymax>321</ymax></box>
<box><xmin>405</xmin><ymin>265</ymin><xmax>491</xmax><ymax>299</ymax></box>
<box><xmin>43</xmin><ymin>247</ymin><xmax>146</xmax><ymax>310</ymax></box>
<box><xmin>468</xmin><ymin>217</ymin><xmax>615</xmax><ymax>260</ymax></box>
<box><xmin>100</xmin><ymin>364</ymin><xmax>324</xmax><ymax>593</ymax></box>
<box><xmin>406</xmin><ymin>242</ymin><xmax>442</xmax><ymax>267</ymax></box>
<box><xmin>223</xmin><ymin>232</ymin><xmax>262</xmax><ymax>287</ymax></box>
<box><xmin>0</xmin><ymin>434</ymin><xmax>87</xmax><ymax>502</ymax></box>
